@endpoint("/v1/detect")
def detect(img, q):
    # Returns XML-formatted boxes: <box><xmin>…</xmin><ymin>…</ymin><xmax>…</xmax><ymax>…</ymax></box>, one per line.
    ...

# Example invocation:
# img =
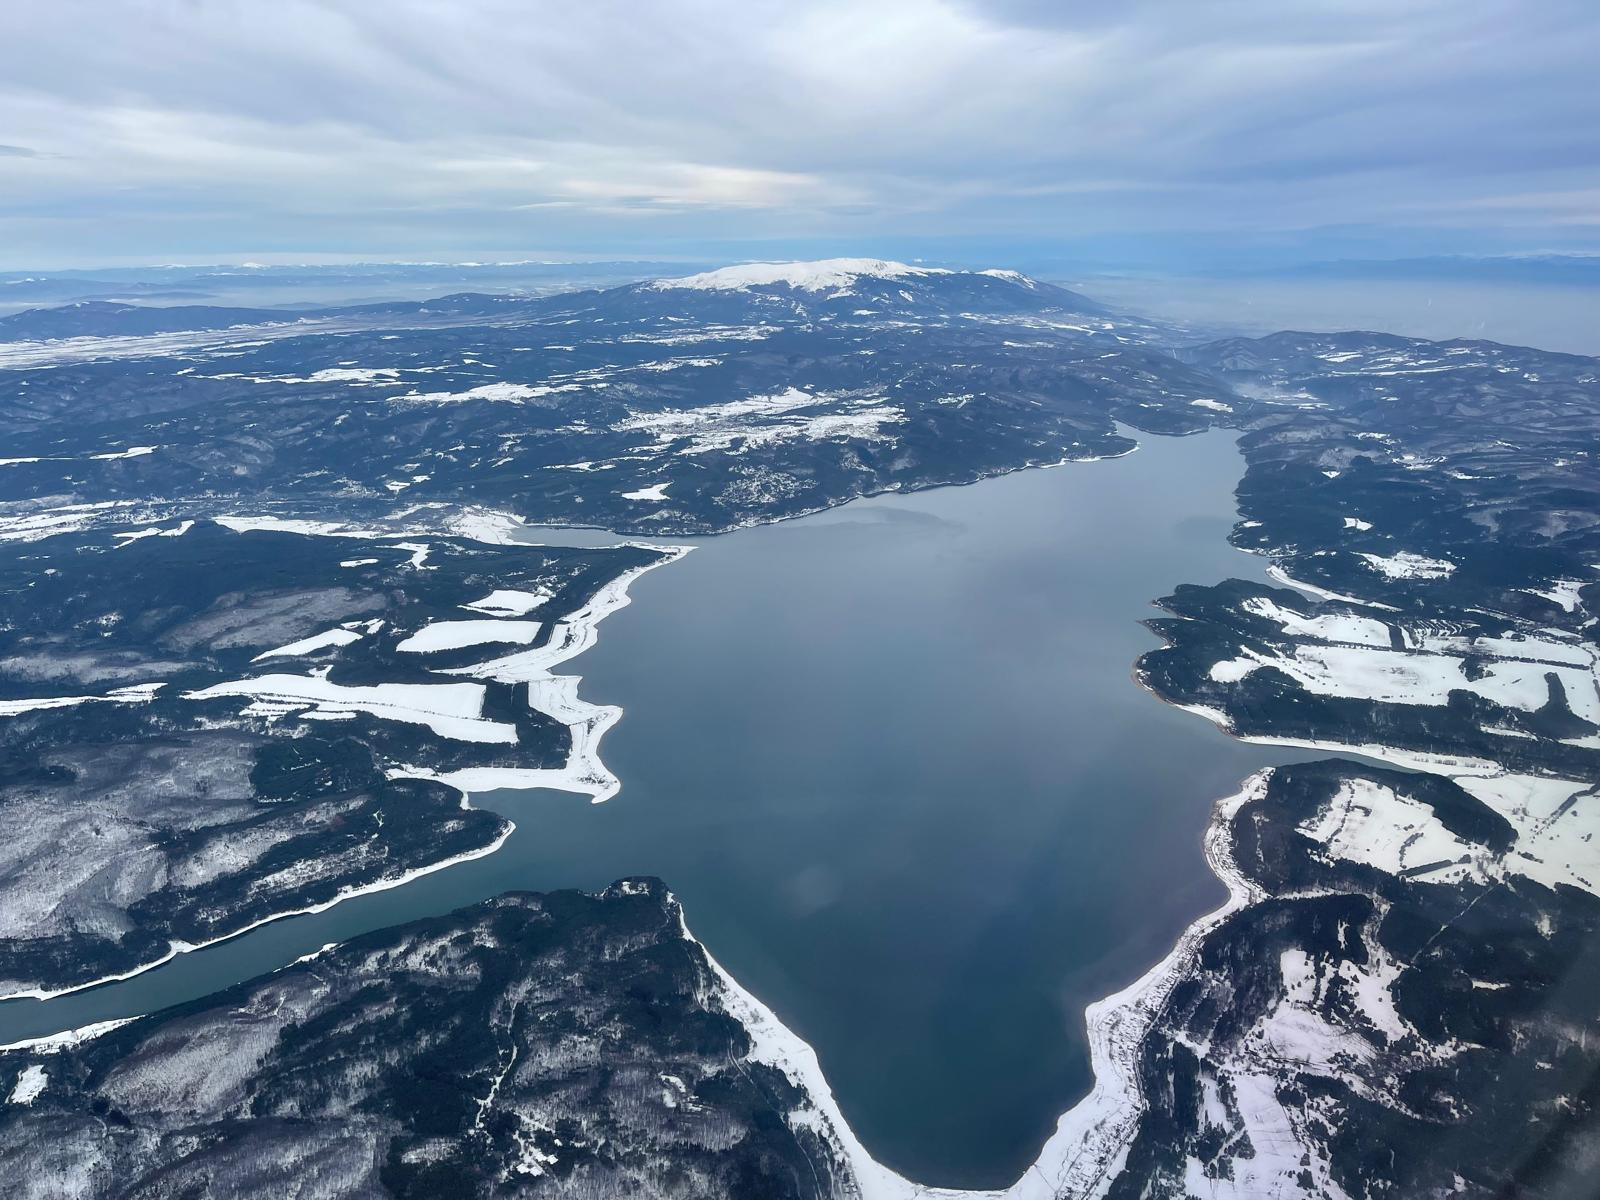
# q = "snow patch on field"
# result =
<box><xmin>1523</xmin><ymin>579</ymin><xmax>1589</xmax><ymax>613</ymax></box>
<box><xmin>396</xmin><ymin>620</ymin><xmax>541</xmax><ymax>653</ymax></box>
<box><xmin>463</xmin><ymin>588</ymin><xmax>551</xmax><ymax>617</ymax></box>
<box><xmin>1266</xmin><ymin>565</ymin><xmax>1399</xmax><ymax>610</ymax></box>
<box><xmin>185</xmin><ymin>674</ymin><xmax>518</xmax><ymax>744</ymax></box>
<box><xmin>1358</xmin><ymin>550</ymin><xmax>1456</xmax><ymax>580</ymax></box>
<box><xmin>1240</xmin><ymin>595</ymin><xmax>1393</xmax><ymax>647</ymax></box>
<box><xmin>1402</xmin><ymin>629</ymin><xmax>1594</xmax><ymax>667</ymax></box>
<box><xmin>618</xmin><ymin>387</ymin><xmax>903</xmax><ymax>456</ymax></box>
<box><xmin>1299</xmin><ymin>778</ymin><xmax>1482</xmax><ymax>883</ymax></box>
<box><xmin>393</xmin><ymin>382</ymin><xmax>581</xmax><ymax>405</ymax></box>
<box><xmin>290</xmin><ymin>367</ymin><xmax>401</xmax><ymax>383</ymax></box>
<box><xmin>216</xmin><ymin>515</ymin><xmax>379</xmax><ymax>538</ymax></box>
<box><xmin>1206</xmin><ymin>637</ymin><xmax>1600</xmax><ymax>725</ymax></box>
<box><xmin>6</xmin><ymin>1065</ymin><xmax>46</xmax><ymax>1105</ymax></box>
<box><xmin>0</xmin><ymin>682</ymin><xmax>164</xmax><ymax>716</ymax></box>
<box><xmin>1458</xmin><ymin>774</ymin><xmax>1600</xmax><ymax>895</ymax></box>
<box><xmin>113</xmin><ymin>520</ymin><xmax>194</xmax><ymax>546</ymax></box>
<box><xmin>252</xmin><ymin>626</ymin><xmax>366</xmax><ymax>661</ymax></box>
<box><xmin>0</xmin><ymin>500</ymin><xmax>140</xmax><ymax>543</ymax></box>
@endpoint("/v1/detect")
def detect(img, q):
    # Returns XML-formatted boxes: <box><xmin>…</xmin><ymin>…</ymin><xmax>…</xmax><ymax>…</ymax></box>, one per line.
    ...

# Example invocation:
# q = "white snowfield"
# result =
<box><xmin>1239</xmin><ymin>595</ymin><xmax>1392</xmax><ymax>647</ymax></box>
<box><xmin>1394</xmin><ymin>625</ymin><xmax>1594</xmax><ymax>666</ymax></box>
<box><xmin>393</xmin><ymin>381</ymin><xmax>581</xmax><ymax>405</ymax></box>
<box><xmin>462</xmin><ymin>587</ymin><xmax>552</xmax><ymax>617</ymax></box>
<box><xmin>1208</xmin><ymin>601</ymin><xmax>1600</xmax><ymax>730</ymax></box>
<box><xmin>648</xmin><ymin>258</ymin><xmax>950</xmax><ymax>293</ymax></box>
<box><xmin>1357</xmin><ymin>550</ymin><xmax>1457</xmax><ymax>580</ymax></box>
<box><xmin>184</xmin><ymin>674</ymin><xmax>519</xmax><ymax>744</ymax></box>
<box><xmin>6</xmin><ymin>1065</ymin><xmax>46</xmax><ymax>1105</ymax></box>
<box><xmin>0</xmin><ymin>317</ymin><xmax>347</xmax><ymax>370</ymax></box>
<box><xmin>113</xmin><ymin>520</ymin><xmax>195</xmax><ymax>546</ymax></box>
<box><xmin>0</xmin><ymin>499</ymin><xmax>141</xmax><ymax>543</ymax></box>
<box><xmin>1267</xmin><ymin>564</ymin><xmax>1399</xmax><ymax>610</ymax></box>
<box><xmin>1296</xmin><ymin>771</ymin><xmax>1600</xmax><ymax>896</ymax></box>
<box><xmin>617</xmin><ymin>387</ymin><xmax>904</xmax><ymax>456</ymax></box>
<box><xmin>3</xmin><ymin>446</ymin><xmax>158</xmax><ymax>467</ymax></box>
<box><xmin>215</xmin><ymin>514</ymin><xmax>381</xmax><ymax>538</ymax></box>
<box><xmin>978</xmin><ymin>268</ymin><xmax>1037</xmax><ymax>288</ymax></box>
<box><xmin>1301</xmin><ymin>777</ymin><xmax>1483</xmax><ymax>884</ymax></box>
<box><xmin>1523</xmin><ymin>579</ymin><xmax>1589</xmax><ymax>613</ymax></box>
<box><xmin>216</xmin><ymin>505</ymin><xmax>590</xmax><ymax>555</ymax></box>
<box><xmin>395</xmin><ymin>619</ymin><xmax>542</xmax><ymax>653</ymax></box>
<box><xmin>0</xmin><ymin>682</ymin><xmax>164</xmax><ymax>716</ymax></box>
<box><xmin>1460</xmin><ymin>773</ymin><xmax>1600</xmax><ymax>895</ymax></box>
<box><xmin>252</xmin><ymin>626</ymin><xmax>367</xmax><ymax>661</ymax></box>
<box><xmin>283</xmin><ymin>367</ymin><xmax>402</xmax><ymax>384</ymax></box>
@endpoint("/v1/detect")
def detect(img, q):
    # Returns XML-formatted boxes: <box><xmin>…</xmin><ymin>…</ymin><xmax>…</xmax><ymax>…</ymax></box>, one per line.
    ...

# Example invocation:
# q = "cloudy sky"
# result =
<box><xmin>2</xmin><ymin>0</ymin><xmax>1597</xmax><ymax>267</ymax></box>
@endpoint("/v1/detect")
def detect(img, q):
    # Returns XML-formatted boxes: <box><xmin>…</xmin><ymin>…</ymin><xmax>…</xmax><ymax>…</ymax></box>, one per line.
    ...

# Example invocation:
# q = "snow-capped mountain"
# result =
<box><xmin>648</xmin><ymin>257</ymin><xmax>940</xmax><ymax>292</ymax></box>
<box><xmin>624</xmin><ymin>257</ymin><xmax>1101</xmax><ymax>321</ymax></box>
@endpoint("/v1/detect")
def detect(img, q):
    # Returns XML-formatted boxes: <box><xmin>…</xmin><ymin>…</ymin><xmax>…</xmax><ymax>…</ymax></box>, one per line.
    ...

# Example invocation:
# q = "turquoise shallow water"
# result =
<box><xmin>1</xmin><ymin>429</ymin><xmax>1306</xmax><ymax>1188</ymax></box>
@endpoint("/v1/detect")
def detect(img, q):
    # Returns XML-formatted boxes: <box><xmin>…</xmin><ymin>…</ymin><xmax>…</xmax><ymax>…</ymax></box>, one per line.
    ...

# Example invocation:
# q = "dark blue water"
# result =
<box><xmin>0</xmin><ymin>430</ymin><xmax>1304</xmax><ymax>1188</ymax></box>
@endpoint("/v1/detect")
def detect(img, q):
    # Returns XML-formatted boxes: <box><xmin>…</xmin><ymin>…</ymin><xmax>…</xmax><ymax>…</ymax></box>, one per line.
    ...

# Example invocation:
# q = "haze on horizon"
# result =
<box><xmin>1</xmin><ymin>0</ymin><xmax>1598</xmax><ymax>271</ymax></box>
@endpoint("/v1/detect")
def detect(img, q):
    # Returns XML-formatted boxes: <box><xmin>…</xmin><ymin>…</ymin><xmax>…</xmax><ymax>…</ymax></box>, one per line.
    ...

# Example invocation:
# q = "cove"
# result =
<box><xmin>0</xmin><ymin>429</ymin><xmax>1306</xmax><ymax>1189</ymax></box>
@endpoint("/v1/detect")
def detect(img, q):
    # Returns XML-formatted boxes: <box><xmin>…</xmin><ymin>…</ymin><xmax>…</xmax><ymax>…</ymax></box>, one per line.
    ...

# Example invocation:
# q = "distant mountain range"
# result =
<box><xmin>0</xmin><ymin>258</ymin><xmax>1105</xmax><ymax>342</ymax></box>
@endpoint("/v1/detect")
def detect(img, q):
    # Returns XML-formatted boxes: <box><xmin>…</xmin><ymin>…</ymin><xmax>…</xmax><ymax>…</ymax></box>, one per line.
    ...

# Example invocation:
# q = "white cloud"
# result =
<box><xmin>0</xmin><ymin>0</ymin><xmax>1595</xmax><ymax>260</ymax></box>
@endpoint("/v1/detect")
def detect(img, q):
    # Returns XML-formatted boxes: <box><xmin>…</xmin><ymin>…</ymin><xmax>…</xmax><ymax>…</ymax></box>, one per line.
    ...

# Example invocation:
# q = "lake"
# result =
<box><xmin>0</xmin><ymin>428</ymin><xmax>1304</xmax><ymax>1188</ymax></box>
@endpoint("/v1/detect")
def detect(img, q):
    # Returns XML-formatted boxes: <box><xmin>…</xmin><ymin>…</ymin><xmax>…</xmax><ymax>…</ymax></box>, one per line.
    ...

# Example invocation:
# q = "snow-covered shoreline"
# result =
<box><xmin>0</xmin><ymin>523</ymin><xmax>688</xmax><ymax>1007</ymax></box>
<box><xmin>681</xmin><ymin>776</ymin><xmax>1272</xmax><ymax>1200</ymax></box>
<box><xmin>392</xmin><ymin>543</ymin><xmax>690</xmax><ymax>804</ymax></box>
<box><xmin>5</xmin><ymin>768</ymin><xmax>1275</xmax><ymax>1200</ymax></box>
<box><xmin>0</xmin><ymin>821</ymin><xmax>516</xmax><ymax>1006</ymax></box>
<box><xmin>998</xmin><ymin>774</ymin><xmax>1267</xmax><ymax>1200</ymax></box>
